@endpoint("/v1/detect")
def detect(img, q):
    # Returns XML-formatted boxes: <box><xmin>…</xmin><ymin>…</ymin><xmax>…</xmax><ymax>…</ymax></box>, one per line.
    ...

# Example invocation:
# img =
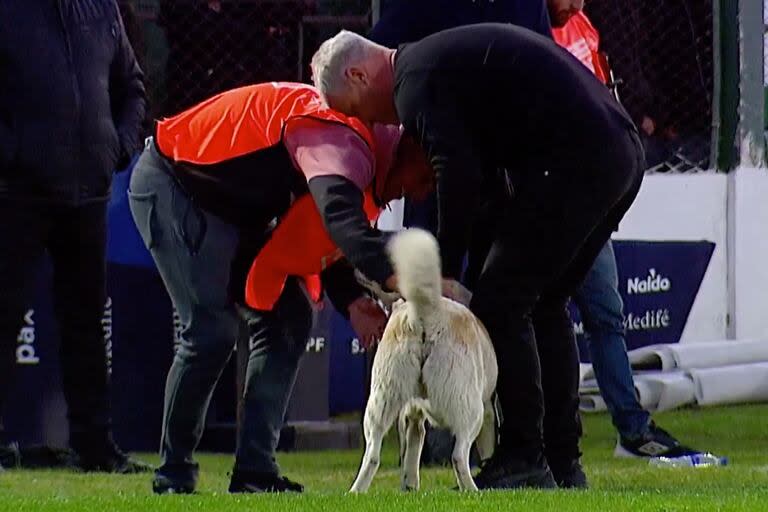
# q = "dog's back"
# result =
<box><xmin>384</xmin><ymin>229</ymin><xmax>497</xmax><ymax>421</ymax></box>
<box><xmin>350</xmin><ymin>229</ymin><xmax>498</xmax><ymax>493</ymax></box>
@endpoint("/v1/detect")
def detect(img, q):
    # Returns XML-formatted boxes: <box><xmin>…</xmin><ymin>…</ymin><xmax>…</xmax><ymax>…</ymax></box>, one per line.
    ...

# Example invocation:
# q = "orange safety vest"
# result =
<box><xmin>155</xmin><ymin>82</ymin><xmax>387</xmax><ymax>312</ymax></box>
<box><xmin>245</xmin><ymin>188</ymin><xmax>381</xmax><ymax>311</ymax></box>
<box><xmin>552</xmin><ymin>12</ymin><xmax>609</xmax><ymax>85</ymax></box>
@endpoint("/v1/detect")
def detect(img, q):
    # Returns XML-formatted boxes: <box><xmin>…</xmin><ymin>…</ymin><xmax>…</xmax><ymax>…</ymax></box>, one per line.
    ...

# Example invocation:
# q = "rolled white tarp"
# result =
<box><xmin>668</xmin><ymin>340</ymin><xmax>768</xmax><ymax>370</ymax></box>
<box><xmin>579</xmin><ymin>340</ymin><xmax>768</xmax><ymax>413</ymax></box>
<box><xmin>690</xmin><ymin>362</ymin><xmax>768</xmax><ymax>406</ymax></box>
<box><xmin>579</xmin><ymin>393</ymin><xmax>608</xmax><ymax>412</ymax></box>
<box><xmin>580</xmin><ymin>344</ymin><xmax>677</xmax><ymax>381</ymax></box>
<box><xmin>622</xmin><ymin>340</ymin><xmax>768</xmax><ymax>374</ymax></box>
<box><xmin>579</xmin><ymin>371</ymin><xmax>696</xmax><ymax>413</ymax></box>
<box><xmin>633</xmin><ymin>371</ymin><xmax>697</xmax><ymax>412</ymax></box>
<box><xmin>626</xmin><ymin>344</ymin><xmax>678</xmax><ymax>372</ymax></box>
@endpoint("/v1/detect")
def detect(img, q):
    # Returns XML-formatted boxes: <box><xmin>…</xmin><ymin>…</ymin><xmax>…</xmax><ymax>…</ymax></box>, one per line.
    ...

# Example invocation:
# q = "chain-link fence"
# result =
<box><xmin>119</xmin><ymin>0</ymin><xmax>371</xmax><ymax>125</ymax></box>
<box><xmin>119</xmin><ymin>0</ymin><xmax>718</xmax><ymax>173</ymax></box>
<box><xmin>586</xmin><ymin>0</ymin><xmax>715</xmax><ymax>172</ymax></box>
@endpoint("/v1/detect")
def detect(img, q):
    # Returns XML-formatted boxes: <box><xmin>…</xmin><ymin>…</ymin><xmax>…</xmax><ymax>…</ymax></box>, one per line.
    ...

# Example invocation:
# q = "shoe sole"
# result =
<box><xmin>613</xmin><ymin>441</ymin><xmax>645</xmax><ymax>459</ymax></box>
<box><xmin>613</xmin><ymin>439</ymin><xmax>692</xmax><ymax>459</ymax></box>
<box><xmin>477</xmin><ymin>471</ymin><xmax>558</xmax><ymax>490</ymax></box>
<box><xmin>229</xmin><ymin>486</ymin><xmax>303</xmax><ymax>494</ymax></box>
<box><xmin>153</xmin><ymin>478</ymin><xmax>196</xmax><ymax>495</ymax></box>
<box><xmin>154</xmin><ymin>488</ymin><xmax>196</xmax><ymax>495</ymax></box>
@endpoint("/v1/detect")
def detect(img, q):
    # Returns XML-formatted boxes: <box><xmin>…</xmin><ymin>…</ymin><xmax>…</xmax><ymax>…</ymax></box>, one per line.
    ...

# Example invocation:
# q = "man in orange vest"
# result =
<box><xmin>128</xmin><ymin>82</ymin><xmax>431</xmax><ymax>494</ymax></box>
<box><xmin>550</xmin><ymin>0</ymin><xmax>698</xmax><ymax>487</ymax></box>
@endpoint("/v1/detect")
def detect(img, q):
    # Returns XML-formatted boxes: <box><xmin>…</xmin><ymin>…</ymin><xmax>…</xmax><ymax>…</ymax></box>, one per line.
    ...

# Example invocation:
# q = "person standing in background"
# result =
<box><xmin>549</xmin><ymin>0</ymin><xmax>699</xmax><ymax>475</ymax></box>
<box><xmin>0</xmin><ymin>0</ymin><xmax>149</xmax><ymax>473</ymax></box>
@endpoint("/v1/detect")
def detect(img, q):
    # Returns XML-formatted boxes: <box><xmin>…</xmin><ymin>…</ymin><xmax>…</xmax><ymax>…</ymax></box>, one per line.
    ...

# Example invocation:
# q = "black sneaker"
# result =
<box><xmin>75</xmin><ymin>441</ymin><xmax>153</xmax><ymax>474</ymax></box>
<box><xmin>473</xmin><ymin>452</ymin><xmax>557</xmax><ymax>490</ymax></box>
<box><xmin>615</xmin><ymin>422</ymin><xmax>699</xmax><ymax>458</ymax></box>
<box><xmin>229</xmin><ymin>470</ymin><xmax>304</xmax><ymax>493</ymax></box>
<box><xmin>152</xmin><ymin>462</ymin><xmax>199</xmax><ymax>495</ymax></box>
<box><xmin>550</xmin><ymin>459</ymin><xmax>588</xmax><ymax>489</ymax></box>
<box><xmin>153</xmin><ymin>472</ymin><xmax>197</xmax><ymax>495</ymax></box>
<box><xmin>0</xmin><ymin>442</ymin><xmax>20</xmax><ymax>469</ymax></box>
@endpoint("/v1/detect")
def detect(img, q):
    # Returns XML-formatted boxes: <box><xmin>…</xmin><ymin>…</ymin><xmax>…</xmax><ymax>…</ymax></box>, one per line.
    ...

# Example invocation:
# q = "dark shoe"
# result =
<box><xmin>152</xmin><ymin>462</ymin><xmax>199</xmax><ymax>494</ymax></box>
<box><xmin>0</xmin><ymin>441</ymin><xmax>77</xmax><ymax>469</ymax></box>
<box><xmin>615</xmin><ymin>422</ymin><xmax>699</xmax><ymax>458</ymax></box>
<box><xmin>550</xmin><ymin>459</ymin><xmax>588</xmax><ymax>489</ymax></box>
<box><xmin>229</xmin><ymin>470</ymin><xmax>304</xmax><ymax>493</ymax></box>
<box><xmin>153</xmin><ymin>473</ymin><xmax>197</xmax><ymax>495</ymax></box>
<box><xmin>20</xmin><ymin>445</ymin><xmax>77</xmax><ymax>469</ymax></box>
<box><xmin>473</xmin><ymin>452</ymin><xmax>557</xmax><ymax>490</ymax></box>
<box><xmin>0</xmin><ymin>441</ymin><xmax>21</xmax><ymax>469</ymax></box>
<box><xmin>75</xmin><ymin>441</ymin><xmax>153</xmax><ymax>474</ymax></box>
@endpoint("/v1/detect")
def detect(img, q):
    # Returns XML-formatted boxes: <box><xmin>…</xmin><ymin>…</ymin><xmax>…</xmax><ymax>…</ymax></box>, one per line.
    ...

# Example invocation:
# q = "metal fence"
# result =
<box><xmin>119</xmin><ymin>0</ymin><xmax>371</xmax><ymax>123</ymax></box>
<box><xmin>120</xmin><ymin>0</ymin><xmax>718</xmax><ymax>172</ymax></box>
<box><xmin>586</xmin><ymin>0</ymin><xmax>715</xmax><ymax>173</ymax></box>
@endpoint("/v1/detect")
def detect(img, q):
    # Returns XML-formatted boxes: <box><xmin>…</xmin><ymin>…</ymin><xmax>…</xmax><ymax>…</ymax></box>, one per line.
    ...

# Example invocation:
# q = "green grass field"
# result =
<box><xmin>1</xmin><ymin>404</ymin><xmax>767</xmax><ymax>512</ymax></box>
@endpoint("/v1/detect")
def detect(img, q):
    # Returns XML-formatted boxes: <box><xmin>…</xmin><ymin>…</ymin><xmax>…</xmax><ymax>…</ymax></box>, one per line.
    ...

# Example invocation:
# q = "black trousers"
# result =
<box><xmin>470</xmin><ymin>129</ymin><xmax>645</xmax><ymax>465</ymax></box>
<box><xmin>0</xmin><ymin>198</ymin><xmax>111</xmax><ymax>451</ymax></box>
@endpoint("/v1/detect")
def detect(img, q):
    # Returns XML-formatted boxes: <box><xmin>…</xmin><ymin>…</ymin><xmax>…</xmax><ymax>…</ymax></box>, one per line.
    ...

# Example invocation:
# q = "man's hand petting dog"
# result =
<box><xmin>348</xmin><ymin>296</ymin><xmax>388</xmax><ymax>349</ymax></box>
<box><xmin>441</xmin><ymin>278</ymin><xmax>472</xmax><ymax>306</ymax></box>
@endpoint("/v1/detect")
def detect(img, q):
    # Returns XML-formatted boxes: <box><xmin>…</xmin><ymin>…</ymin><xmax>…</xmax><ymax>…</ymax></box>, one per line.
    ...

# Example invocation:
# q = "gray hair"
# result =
<box><xmin>311</xmin><ymin>30</ymin><xmax>379</xmax><ymax>101</ymax></box>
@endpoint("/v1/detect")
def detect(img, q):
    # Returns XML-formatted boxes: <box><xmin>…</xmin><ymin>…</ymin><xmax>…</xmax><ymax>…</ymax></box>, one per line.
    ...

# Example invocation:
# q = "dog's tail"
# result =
<box><xmin>387</xmin><ymin>228</ymin><xmax>442</xmax><ymax>319</ymax></box>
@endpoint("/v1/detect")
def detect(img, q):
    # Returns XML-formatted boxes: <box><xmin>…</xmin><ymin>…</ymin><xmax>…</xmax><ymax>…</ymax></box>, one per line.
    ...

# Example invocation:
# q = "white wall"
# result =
<box><xmin>613</xmin><ymin>173</ymin><xmax>729</xmax><ymax>342</ymax></box>
<box><xmin>732</xmin><ymin>167</ymin><xmax>768</xmax><ymax>339</ymax></box>
<box><xmin>376</xmin><ymin>198</ymin><xmax>404</xmax><ymax>232</ymax></box>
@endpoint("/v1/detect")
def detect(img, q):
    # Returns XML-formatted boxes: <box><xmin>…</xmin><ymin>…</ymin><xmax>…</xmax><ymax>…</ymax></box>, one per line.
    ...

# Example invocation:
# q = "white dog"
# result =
<box><xmin>350</xmin><ymin>229</ymin><xmax>498</xmax><ymax>493</ymax></box>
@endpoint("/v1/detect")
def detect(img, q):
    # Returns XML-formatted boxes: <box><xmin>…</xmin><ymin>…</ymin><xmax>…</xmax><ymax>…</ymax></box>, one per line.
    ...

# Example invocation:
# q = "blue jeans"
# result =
<box><xmin>128</xmin><ymin>141</ymin><xmax>307</xmax><ymax>482</ymax></box>
<box><xmin>573</xmin><ymin>240</ymin><xmax>650</xmax><ymax>440</ymax></box>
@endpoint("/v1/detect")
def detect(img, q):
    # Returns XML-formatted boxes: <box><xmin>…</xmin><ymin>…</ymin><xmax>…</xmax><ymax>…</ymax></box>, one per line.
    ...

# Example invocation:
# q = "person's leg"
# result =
<box><xmin>534</xmin><ymin>293</ymin><xmax>582</xmax><ymax>473</ymax></box>
<box><xmin>0</xmin><ymin>199</ymin><xmax>48</xmax><ymax>450</ymax></box>
<box><xmin>472</xmin><ymin>130</ymin><xmax>644</xmax><ymax>490</ymax></box>
<box><xmin>573</xmin><ymin>239</ymin><xmax>699</xmax><ymax>459</ymax></box>
<box><xmin>128</xmin><ymin>145</ymin><xmax>242</xmax><ymax>492</ymax></box>
<box><xmin>537</xmin><ymin>224</ymin><xmax>620</xmax><ymax>489</ymax></box>
<box><xmin>230</xmin><ymin>279</ymin><xmax>310</xmax><ymax>492</ymax></box>
<box><xmin>47</xmin><ymin>201</ymin><xmax>123</xmax><ymax>468</ymax></box>
<box><xmin>537</xmin><ymin>142</ymin><xmax>644</xmax><ymax>484</ymax></box>
<box><xmin>573</xmin><ymin>240</ymin><xmax>650</xmax><ymax>439</ymax></box>
<box><xmin>469</xmin><ymin>190</ymin><xmax>604</xmax><ymax>488</ymax></box>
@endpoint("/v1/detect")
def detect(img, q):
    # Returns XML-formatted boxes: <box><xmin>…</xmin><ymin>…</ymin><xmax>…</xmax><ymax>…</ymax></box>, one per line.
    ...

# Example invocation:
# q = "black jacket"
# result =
<box><xmin>394</xmin><ymin>24</ymin><xmax>637</xmax><ymax>277</ymax></box>
<box><xmin>0</xmin><ymin>0</ymin><xmax>146</xmax><ymax>204</ymax></box>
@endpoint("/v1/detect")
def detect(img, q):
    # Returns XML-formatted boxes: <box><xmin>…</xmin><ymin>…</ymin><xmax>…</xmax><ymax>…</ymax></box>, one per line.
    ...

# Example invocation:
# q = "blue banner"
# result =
<box><xmin>572</xmin><ymin>240</ymin><xmax>715</xmax><ymax>362</ymax></box>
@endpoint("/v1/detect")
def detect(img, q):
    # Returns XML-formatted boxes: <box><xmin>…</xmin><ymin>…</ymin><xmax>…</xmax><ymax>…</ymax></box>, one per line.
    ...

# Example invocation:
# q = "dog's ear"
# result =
<box><xmin>354</xmin><ymin>269</ymin><xmax>401</xmax><ymax>312</ymax></box>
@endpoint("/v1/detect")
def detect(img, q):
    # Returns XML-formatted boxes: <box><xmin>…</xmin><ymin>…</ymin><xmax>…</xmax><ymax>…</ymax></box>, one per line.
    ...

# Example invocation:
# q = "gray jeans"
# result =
<box><xmin>128</xmin><ymin>140</ymin><xmax>309</xmax><ymax>482</ymax></box>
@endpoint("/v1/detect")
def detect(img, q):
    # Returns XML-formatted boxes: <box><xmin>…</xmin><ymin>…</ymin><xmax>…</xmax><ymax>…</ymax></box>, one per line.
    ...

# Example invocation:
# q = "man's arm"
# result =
<box><xmin>323</xmin><ymin>258</ymin><xmax>388</xmax><ymax>349</ymax></box>
<box><xmin>321</xmin><ymin>259</ymin><xmax>367</xmax><ymax>318</ymax></box>
<box><xmin>110</xmin><ymin>6</ymin><xmax>147</xmax><ymax>169</ymax></box>
<box><xmin>396</xmin><ymin>73</ymin><xmax>483</xmax><ymax>279</ymax></box>
<box><xmin>308</xmin><ymin>176</ymin><xmax>394</xmax><ymax>286</ymax></box>
<box><xmin>284</xmin><ymin>121</ymin><xmax>395</xmax><ymax>288</ymax></box>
